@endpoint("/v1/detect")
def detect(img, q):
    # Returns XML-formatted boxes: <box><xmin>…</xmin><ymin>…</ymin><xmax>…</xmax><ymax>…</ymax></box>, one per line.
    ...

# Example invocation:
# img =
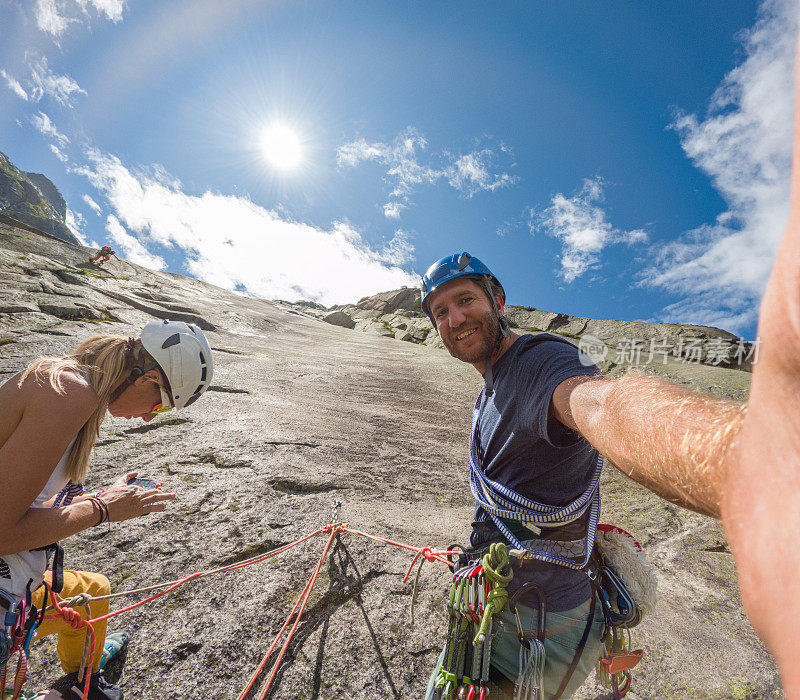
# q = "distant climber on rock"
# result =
<box><xmin>89</xmin><ymin>247</ymin><xmax>118</xmax><ymax>264</ymax></box>
<box><xmin>0</xmin><ymin>320</ymin><xmax>214</xmax><ymax>699</ymax></box>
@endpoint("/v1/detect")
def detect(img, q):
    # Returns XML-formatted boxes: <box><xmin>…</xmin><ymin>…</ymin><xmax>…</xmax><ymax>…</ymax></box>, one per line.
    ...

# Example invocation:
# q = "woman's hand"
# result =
<box><xmin>97</xmin><ymin>481</ymin><xmax>176</xmax><ymax>522</ymax></box>
<box><xmin>112</xmin><ymin>471</ymin><xmax>139</xmax><ymax>488</ymax></box>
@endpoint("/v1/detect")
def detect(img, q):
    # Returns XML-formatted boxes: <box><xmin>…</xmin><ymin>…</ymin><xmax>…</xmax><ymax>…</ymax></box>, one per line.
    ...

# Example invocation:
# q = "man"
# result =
<box><xmin>421</xmin><ymin>253</ymin><xmax>608</xmax><ymax>698</ymax></box>
<box><xmin>424</xmin><ymin>35</ymin><xmax>800</xmax><ymax>697</ymax></box>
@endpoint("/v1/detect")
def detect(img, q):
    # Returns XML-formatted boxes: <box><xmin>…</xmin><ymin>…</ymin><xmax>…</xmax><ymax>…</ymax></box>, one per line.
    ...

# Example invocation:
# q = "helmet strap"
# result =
<box><xmin>108</xmin><ymin>361</ymin><xmax>159</xmax><ymax>405</ymax></box>
<box><xmin>483</xmin><ymin>280</ymin><xmax>510</xmax><ymax>397</ymax></box>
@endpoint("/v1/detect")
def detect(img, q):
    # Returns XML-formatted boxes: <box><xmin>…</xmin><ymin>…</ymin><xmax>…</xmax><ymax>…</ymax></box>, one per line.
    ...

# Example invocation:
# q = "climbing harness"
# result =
<box><xmin>469</xmin><ymin>388</ymin><xmax>603</xmax><ymax>570</ymax></box>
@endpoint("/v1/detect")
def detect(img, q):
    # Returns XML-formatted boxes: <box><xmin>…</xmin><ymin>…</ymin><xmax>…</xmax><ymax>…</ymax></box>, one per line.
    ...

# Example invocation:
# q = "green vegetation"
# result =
<box><xmin>22</xmin><ymin>201</ymin><xmax>52</xmax><ymax>219</ymax></box>
<box><xmin>0</xmin><ymin>338</ymin><xmax>16</xmax><ymax>346</ymax></box>
<box><xmin>506</xmin><ymin>319</ymin><xmax>520</xmax><ymax>329</ymax></box>
<box><xmin>0</xmin><ymin>157</ymin><xmax>25</xmax><ymax>188</ymax></box>
<box><xmin>555</xmin><ymin>330</ymin><xmax>581</xmax><ymax>340</ymax></box>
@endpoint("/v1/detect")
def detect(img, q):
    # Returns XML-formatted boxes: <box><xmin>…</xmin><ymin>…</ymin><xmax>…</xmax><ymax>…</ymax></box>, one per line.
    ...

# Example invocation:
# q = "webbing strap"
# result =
<box><xmin>468</xmin><ymin>390</ymin><xmax>603</xmax><ymax>570</ymax></box>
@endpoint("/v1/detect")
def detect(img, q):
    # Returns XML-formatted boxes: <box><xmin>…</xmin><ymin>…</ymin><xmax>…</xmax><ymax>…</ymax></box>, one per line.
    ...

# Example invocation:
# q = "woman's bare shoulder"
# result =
<box><xmin>23</xmin><ymin>368</ymin><xmax>99</xmax><ymax>412</ymax></box>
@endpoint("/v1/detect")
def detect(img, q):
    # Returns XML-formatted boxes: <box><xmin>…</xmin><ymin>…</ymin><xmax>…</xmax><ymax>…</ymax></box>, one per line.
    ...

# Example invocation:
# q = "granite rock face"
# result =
<box><xmin>0</xmin><ymin>152</ymin><xmax>78</xmax><ymax>245</ymax></box>
<box><xmin>0</xmin><ymin>219</ymin><xmax>777</xmax><ymax>699</ymax></box>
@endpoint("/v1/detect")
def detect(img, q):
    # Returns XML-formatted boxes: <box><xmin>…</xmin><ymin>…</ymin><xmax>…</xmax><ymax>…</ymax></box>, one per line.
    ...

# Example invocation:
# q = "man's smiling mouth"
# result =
<box><xmin>456</xmin><ymin>329</ymin><xmax>477</xmax><ymax>340</ymax></box>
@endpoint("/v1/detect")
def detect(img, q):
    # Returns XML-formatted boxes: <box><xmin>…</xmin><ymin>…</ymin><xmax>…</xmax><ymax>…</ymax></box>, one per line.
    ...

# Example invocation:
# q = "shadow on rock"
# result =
<box><xmin>244</xmin><ymin>534</ymin><xmax>399</xmax><ymax>699</ymax></box>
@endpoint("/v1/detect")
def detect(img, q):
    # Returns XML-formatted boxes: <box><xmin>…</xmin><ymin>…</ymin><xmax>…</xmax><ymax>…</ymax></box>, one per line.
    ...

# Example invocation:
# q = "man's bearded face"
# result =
<box><xmin>429</xmin><ymin>278</ymin><xmax>501</xmax><ymax>365</ymax></box>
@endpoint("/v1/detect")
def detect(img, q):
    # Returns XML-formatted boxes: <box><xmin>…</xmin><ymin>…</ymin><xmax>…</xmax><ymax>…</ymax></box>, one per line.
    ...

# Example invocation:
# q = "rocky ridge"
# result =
<box><xmin>0</xmin><ymin>152</ymin><xmax>78</xmax><ymax>245</ymax></box>
<box><xmin>0</xmin><ymin>216</ymin><xmax>778</xmax><ymax>698</ymax></box>
<box><xmin>279</xmin><ymin>287</ymin><xmax>753</xmax><ymax>401</ymax></box>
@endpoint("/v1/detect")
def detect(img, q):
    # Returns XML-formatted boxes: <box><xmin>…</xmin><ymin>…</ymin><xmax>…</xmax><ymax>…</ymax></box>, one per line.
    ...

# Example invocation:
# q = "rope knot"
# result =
<box><xmin>59</xmin><ymin>607</ymin><xmax>84</xmax><ymax>629</ymax></box>
<box><xmin>62</xmin><ymin>593</ymin><xmax>92</xmax><ymax>607</ymax></box>
<box><xmin>420</xmin><ymin>547</ymin><xmax>436</xmax><ymax>563</ymax></box>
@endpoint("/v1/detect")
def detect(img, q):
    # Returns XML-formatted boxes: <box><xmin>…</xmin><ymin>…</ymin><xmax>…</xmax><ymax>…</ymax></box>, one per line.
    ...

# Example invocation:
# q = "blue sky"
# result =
<box><xmin>1</xmin><ymin>0</ymin><xmax>797</xmax><ymax>339</ymax></box>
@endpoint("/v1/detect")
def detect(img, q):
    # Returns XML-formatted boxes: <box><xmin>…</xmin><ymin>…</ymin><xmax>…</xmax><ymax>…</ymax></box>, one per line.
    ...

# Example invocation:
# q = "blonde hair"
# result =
<box><xmin>20</xmin><ymin>335</ymin><xmax>154</xmax><ymax>484</ymax></box>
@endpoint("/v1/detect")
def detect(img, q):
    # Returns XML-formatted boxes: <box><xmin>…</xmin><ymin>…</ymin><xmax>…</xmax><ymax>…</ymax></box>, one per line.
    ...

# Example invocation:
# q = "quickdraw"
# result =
<box><xmin>508</xmin><ymin>582</ymin><xmax>546</xmax><ymax>700</ymax></box>
<box><xmin>433</xmin><ymin>543</ymin><xmax>513</xmax><ymax>700</ymax></box>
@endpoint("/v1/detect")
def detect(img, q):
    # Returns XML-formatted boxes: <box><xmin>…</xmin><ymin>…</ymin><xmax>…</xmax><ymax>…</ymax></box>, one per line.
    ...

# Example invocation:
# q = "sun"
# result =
<box><xmin>260</xmin><ymin>123</ymin><xmax>303</xmax><ymax>170</ymax></box>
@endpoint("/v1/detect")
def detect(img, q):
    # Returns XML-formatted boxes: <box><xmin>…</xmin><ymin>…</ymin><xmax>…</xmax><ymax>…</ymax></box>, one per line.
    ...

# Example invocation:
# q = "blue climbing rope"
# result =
<box><xmin>468</xmin><ymin>390</ymin><xmax>603</xmax><ymax>570</ymax></box>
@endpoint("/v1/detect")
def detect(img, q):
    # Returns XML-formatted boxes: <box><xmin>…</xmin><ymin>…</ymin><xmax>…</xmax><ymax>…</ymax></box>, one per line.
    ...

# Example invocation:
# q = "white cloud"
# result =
<box><xmin>78</xmin><ymin>150</ymin><xmax>418</xmax><ymax>304</ymax></box>
<box><xmin>0</xmin><ymin>70</ymin><xmax>29</xmax><ymax>100</ymax></box>
<box><xmin>50</xmin><ymin>144</ymin><xmax>69</xmax><ymax>163</ymax></box>
<box><xmin>31</xmin><ymin>111</ymin><xmax>70</xmax><ymax>146</ymax></box>
<box><xmin>76</xmin><ymin>0</ymin><xmax>125</xmax><ymax>22</ymax></box>
<box><xmin>27</xmin><ymin>55</ymin><xmax>86</xmax><ymax>108</ymax></box>
<box><xmin>65</xmin><ymin>208</ymin><xmax>90</xmax><ymax>246</ymax></box>
<box><xmin>445</xmin><ymin>150</ymin><xmax>516</xmax><ymax>197</ymax></box>
<box><xmin>531</xmin><ymin>176</ymin><xmax>648</xmax><ymax>282</ymax></box>
<box><xmin>383</xmin><ymin>202</ymin><xmax>404</xmax><ymax>219</ymax></box>
<box><xmin>105</xmin><ymin>215</ymin><xmax>167</xmax><ymax>270</ymax></box>
<box><xmin>641</xmin><ymin>0</ymin><xmax>799</xmax><ymax>331</ymax></box>
<box><xmin>32</xmin><ymin>0</ymin><xmax>126</xmax><ymax>38</ymax></box>
<box><xmin>34</xmin><ymin>0</ymin><xmax>74</xmax><ymax>37</ymax></box>
<box><xmin>82</xmin><ymin>194</ymin><xmax>102</xmax><ymax>215</ymax></box>
<box><xmin>336</xmin><ymin>138</ymin><xmax>393</xmax><ymax>167</ymax></box>
<box><xmin>337</xmin><ymin>127</ymin><xmax>516</xmax><ymax>218</ymax></box>
<box><xmin>657</xmin><ymin>294</ymin><xmax>757</xmax><ymax>335</ymax></box>
<box><xmin>377</xmin><ymin>229</ymin><xmax>415</xmax><ymax>266</ymax></box>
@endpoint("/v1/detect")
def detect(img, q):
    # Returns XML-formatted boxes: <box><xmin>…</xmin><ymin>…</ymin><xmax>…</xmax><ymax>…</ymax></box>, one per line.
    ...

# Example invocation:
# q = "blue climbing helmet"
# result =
<box><xmin>420</xmin><ymin>252</ymin><xmax>509</xmax><ymax>396</ymax></box>
<box><xmin>420</xmin><ymin>252</ymin><xmax>505</xmax><ymax>322</ymax></box>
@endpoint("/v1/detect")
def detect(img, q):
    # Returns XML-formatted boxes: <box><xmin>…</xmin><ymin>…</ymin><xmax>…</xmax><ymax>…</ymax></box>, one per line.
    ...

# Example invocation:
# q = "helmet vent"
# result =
<box><xmin>161</xmin><ymin>333</ymin><xmax>181</xmax><ymax>350</ymax></box>
<box><xmin>457</xmin><ymin>252</ymin><xmax>470</xmax><ymax>270</ymax></box>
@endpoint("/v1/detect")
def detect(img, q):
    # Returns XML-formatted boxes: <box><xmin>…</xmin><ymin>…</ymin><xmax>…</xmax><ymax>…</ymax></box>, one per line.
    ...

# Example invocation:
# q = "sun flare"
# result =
<box><xmin>260</xmin><ymin>123</ymin><xmax>303</xmax><ymax>170</ymax></box>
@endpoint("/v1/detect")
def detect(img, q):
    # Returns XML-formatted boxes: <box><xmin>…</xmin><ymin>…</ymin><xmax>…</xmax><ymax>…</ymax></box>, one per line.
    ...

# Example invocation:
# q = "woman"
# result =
<box><xmin>0</xmin><ymin>319</ymin><xmax>214</xmax><ymax>699</ymax></box>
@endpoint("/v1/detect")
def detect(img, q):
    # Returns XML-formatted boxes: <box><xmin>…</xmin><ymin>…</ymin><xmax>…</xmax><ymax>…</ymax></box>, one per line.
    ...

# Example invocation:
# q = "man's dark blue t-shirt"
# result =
<box><xmin>470</xmin><ymin>333</ymin><xmax>601</xmax><ymax>611</ymax></box>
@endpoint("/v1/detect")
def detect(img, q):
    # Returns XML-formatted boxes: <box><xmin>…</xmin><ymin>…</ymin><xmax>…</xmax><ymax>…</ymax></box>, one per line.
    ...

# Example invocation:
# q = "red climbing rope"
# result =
<box><xmin>86</xmin><ymin>528</ymin><xmax>327</xmax><ymax>625</ymax></box>
<box><xmin>37</xmin><ymin>522</ymin><xmax>459</xmax><ymax>700</ymax></box>
<box><xmin>43</xmin><ymin>592</ymin><xmax>97</xmax><ymax>700</ymax></box>
<box><xmin>341</xmin><ymin>525</ymin><xmax>458</xmax><ymax>581</ymax></box>
<box><xmin>237</xmin><ymin>524</ymin><xmax>342</xmax><ymax>700</ymax></box>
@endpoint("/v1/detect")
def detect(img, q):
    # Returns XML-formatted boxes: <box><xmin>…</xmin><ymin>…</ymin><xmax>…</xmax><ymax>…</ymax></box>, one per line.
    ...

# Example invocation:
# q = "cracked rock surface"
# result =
<box><xmin>0</xmin><ymin>220</ymin><xmax>779</xmax><ymax>698</ymax></box>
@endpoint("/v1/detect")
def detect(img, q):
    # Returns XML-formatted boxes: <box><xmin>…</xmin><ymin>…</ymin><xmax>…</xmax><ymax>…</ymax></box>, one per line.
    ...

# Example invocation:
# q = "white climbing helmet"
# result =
<box><xmin>140</xmin><ymin>319</ymin><xmax>214</xmax><ymax>409</ymax></box>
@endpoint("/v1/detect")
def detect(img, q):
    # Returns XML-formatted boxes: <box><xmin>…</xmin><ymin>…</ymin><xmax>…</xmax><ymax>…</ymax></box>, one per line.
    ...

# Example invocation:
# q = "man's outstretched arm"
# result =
<box><xmin>553</xmin><ymin>372</ymin><xmax>743</xmax><ymax>519</ymax></box>
<box><xmin>557</xmin><ymin>34</ymin><xmax>800</xmax><ymax>688</ymax></box>
<box><xmin>716</xmin><ymin>33</ymin><xmax>800</xmax><ymax>696</ymax></box>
